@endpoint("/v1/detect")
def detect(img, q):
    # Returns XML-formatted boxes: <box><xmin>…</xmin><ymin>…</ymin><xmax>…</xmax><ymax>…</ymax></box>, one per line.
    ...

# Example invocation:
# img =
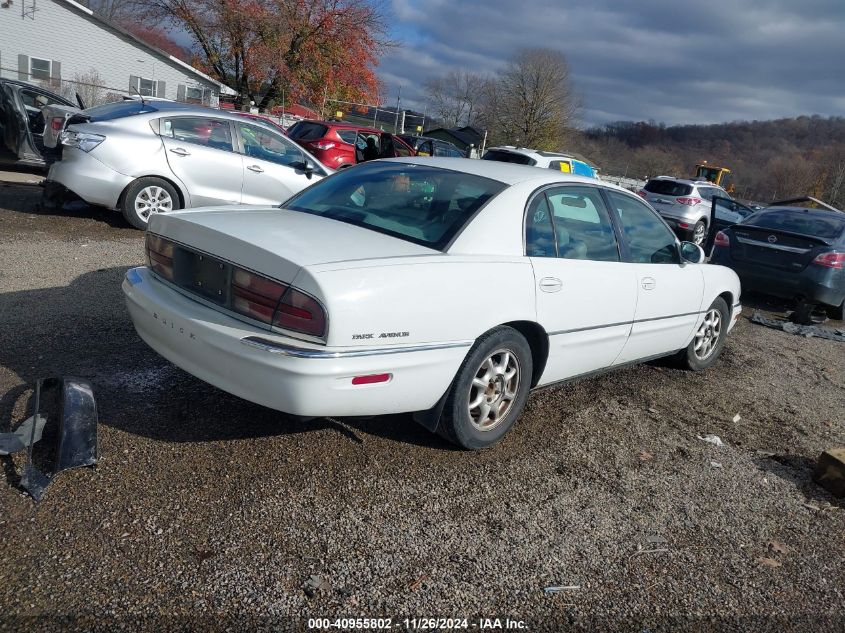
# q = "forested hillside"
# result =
<box><xmin>567</xmin><ymin>116</ymin><xmax>845</xmax><ymax>206</ymax></box>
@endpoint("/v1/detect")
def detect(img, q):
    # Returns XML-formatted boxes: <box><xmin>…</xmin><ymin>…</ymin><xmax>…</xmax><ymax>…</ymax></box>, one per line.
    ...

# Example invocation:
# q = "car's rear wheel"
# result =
<box><xmin>677</xmin><ymin>297</ymin><xmax>729</xmax><ymax>371</ymax></box>
<box><xmin>826</xmin><ymin>298</ymin><xmax>845</xmax><ymax>321</ymax></box>
<box><xmin>121</xmin><ymin>177</ymin><xmax>180</xmax><ymax>230</ymax></box>
<box><xmin>691</xmin><ymin>220</ymin><xmax>707</xmax><ymax>246</ymax></box>
<box><xmin>438</xmin><ymin>326</ymin><xmax>533</xmax><ymax>450</ymax></box>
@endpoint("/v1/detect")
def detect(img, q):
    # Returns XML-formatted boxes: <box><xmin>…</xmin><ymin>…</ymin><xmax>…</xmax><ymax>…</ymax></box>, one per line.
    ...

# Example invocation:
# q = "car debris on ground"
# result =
<box><xmin>750</xmin><ymin>311</ymin><xmax>845</xmax><ymax>342</ymax></box>
<box><xmin>0</xmin><ymin>377</ymin><xmax>97</xmax><ymax>501</ymax></box>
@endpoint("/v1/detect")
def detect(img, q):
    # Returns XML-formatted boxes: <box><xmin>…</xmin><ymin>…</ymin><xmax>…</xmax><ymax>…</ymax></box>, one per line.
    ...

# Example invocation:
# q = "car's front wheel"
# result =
<box><xmin>438</xmin><ymin>326</ymin><xmax>533</xmax><ymax>450</ymax></box>
<box><xmin>677</xmin><ymin>296</ymin><xmax>729</xmax><ymax>371</ymax></box>
<box><xmin>121</xmin><ymin>177</ymin><xmax>181</xmax><ymax>230</ymax></box>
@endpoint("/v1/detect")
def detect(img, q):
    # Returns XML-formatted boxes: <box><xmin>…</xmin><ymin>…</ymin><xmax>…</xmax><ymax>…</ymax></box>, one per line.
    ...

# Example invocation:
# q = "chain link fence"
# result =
<box><xmin>1</xmin><ymin>66</ymin><xmax>218</xmax><ymax>108</ymax></box>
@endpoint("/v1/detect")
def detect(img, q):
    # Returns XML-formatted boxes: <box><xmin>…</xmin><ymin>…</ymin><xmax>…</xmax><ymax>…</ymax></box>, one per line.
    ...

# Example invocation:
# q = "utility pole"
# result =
<box><xmin>393</xmin><ymin>86</ymin><xmax>401</xmax><ymax>134</ymax></box>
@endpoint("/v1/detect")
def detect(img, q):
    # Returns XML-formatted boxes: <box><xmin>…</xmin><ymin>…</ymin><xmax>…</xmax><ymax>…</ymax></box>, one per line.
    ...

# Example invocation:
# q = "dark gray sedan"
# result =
<box><xmin>710</xmin><ymin>205</ymin><xmax>845</xmax><ymax>320</ymax></box>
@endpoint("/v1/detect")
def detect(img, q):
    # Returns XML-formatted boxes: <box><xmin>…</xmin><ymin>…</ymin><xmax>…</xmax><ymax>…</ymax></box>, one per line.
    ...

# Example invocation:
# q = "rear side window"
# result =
<box><xmin>644</xmin><ymin>179</ymin><xmax>693</xmax><ymax>197</ymax></box>
<box><xmin>287</xmin><ymin>121</ymin><xmax>328</xmax><ymax>141</ymax></box>
<box><xmin>336</xmin><ymin>130</ymin><xmax>358</xmax><ymax>144</ymax></box>
<box><xmin>606</xmin><ymin>190</ymin><xmax>678</xmax><ymax>264</ymax></box>
<box><xmin>744</xmin><ymin>209</ymin><xmax>845</xmax><ymax>240</ymax></box>
<box><xmin>525</xmin><ymin>195</ymin><xmax>556</xmax><ymax>257</ymax></box>
<box><xmin>161</xmin><ymin>117</ymin><xmax>233</xmax><ymax>152</ymax></box>
<box><xmin>482</xmin><ymin>150</ymin><xmax>535</xmax><ymax>166</ymax></box>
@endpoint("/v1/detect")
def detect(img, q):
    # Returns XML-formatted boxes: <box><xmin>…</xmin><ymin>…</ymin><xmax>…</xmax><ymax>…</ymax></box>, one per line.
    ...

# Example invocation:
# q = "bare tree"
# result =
<box><xmin>480</xmin><ymin>48</ymin><xmax>579</xmax><ymax>149</ymax></box>
<box><xmin>425</xmin><ymin>70</ymin><xmax>485</xmax><ymax>128</ymax></box>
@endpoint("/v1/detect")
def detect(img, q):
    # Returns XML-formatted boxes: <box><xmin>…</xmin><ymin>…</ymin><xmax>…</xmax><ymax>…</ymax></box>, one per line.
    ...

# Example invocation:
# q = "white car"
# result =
<box><xmin>123</xmin><ymin>158</ymin><xmax>742</xmax><ymax>449</ymax></box>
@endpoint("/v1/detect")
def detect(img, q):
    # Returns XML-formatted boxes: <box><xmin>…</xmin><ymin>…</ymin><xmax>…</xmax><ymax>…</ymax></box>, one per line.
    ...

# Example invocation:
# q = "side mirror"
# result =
<box><xmin>290</xmin><ymin>160</ymin><xmax>314</xmax><ymax>179</ymax></box>
<box><xmin>679</xmin><ymin>241</ymin><xmax>705</xmax><ymax>264</ymax></box>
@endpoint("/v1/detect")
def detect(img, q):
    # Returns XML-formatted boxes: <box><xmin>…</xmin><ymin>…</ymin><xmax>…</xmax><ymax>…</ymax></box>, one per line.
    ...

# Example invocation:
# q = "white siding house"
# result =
<box><xmin>0</xmin><ymin>0</ymin><xmax>235</xmax><ymax>105</ymax></box>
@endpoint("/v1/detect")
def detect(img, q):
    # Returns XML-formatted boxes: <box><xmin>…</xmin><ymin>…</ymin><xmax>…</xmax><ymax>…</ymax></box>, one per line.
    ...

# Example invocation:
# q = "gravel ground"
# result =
<box><xmin>0</xmin><ymin>183</ymin><xmax>843</xmax><ymax>632</ymax></box>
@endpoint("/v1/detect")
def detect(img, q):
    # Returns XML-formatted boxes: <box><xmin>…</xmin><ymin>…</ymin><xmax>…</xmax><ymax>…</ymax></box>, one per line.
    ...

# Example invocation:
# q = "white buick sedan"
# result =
<box><xmin>123</xmin><ymin>158</ymin><xmax>742</xmax><ymax>449</ymax></box>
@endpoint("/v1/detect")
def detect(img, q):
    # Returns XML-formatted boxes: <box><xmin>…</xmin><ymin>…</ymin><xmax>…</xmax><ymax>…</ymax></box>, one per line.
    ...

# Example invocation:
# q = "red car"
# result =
<box><xmin>286</xmin><ymin>119</ymin><xmax>415</xmax><ymax>169</ymax></box>
<box><xmin>230</xmin><ymin>111</ymin><xmax>288</xmax><ymax>135</ymax></box>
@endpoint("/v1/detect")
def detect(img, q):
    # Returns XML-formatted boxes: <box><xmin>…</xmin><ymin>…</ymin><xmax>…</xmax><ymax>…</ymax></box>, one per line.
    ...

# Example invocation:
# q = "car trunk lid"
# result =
<box><xmin>41</xmin><ymin>104</ymin><xmax>85</xmax><ymax>149</ymax></box>
<box><xmin>729</xmin><ymin>226</ymin><xmax>833</xmax><ymax>271</ymax></box>
<box><xmin>149</xmin><ymin>206</ymin><xmax>438</xmax><ymax>285</ymax></box>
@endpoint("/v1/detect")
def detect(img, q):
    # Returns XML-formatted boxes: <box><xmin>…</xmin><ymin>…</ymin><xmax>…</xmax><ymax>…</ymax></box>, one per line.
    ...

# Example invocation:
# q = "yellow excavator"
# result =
<box><xmin>695</xmin><ymin>162</ymin><xmax>734</xmax><ymax>193</ymax></box>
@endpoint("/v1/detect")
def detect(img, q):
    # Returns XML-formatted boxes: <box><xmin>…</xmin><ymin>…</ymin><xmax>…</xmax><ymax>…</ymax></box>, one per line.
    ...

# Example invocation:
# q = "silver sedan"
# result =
<box><xmin>45</xmin><ymin>102</ymin><xmax>329</xmax><ymax>229</ymax></box>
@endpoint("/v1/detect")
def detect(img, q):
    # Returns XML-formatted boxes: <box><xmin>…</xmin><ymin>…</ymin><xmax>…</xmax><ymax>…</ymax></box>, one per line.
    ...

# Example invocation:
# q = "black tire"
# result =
<box><xmin>437</xmin><ymin>326</ymin><xmax>533</xmax><ymax>450</ymax></box>
<box><xmin>121</xmin><ymin>177</ymin><xmax>181</xmax><ymax>230</ymax></box>
<box><xmin>691</xmin><ymin>220</ymin><xmax>707</xmax><ymax>246</ymax></box>
<box><xmin>826</xmin><ymin>298</ymin><xmax>845</xmax><ymax>321</ymax></box>
<box><xmin>677</xmin><ymin>297</ymin><xmax>729</xmax><ymax>371</ymax></box>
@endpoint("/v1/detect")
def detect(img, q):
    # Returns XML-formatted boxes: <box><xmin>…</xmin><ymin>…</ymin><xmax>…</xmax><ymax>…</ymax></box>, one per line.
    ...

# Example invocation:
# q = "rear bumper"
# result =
<box><xmin>47</xmin><ymin>147</ymin><xmax>131</xmax><ymax>209</ymax></box>
<box><xmin>711</xmin><ymin>248</ymin><xmax>845</xmax><ymax>308</ymax></box>
<box><xmin>122</xmin><ymin>267</ymin><xmax>468</xmax><ymax>417</ymax></box>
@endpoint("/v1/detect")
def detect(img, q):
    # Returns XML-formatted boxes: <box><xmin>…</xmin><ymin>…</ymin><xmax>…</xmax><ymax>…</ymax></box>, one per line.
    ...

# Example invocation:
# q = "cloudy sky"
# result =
<box><xmin>378</xmin><ymin>0</ymin><xmax>845</xmax><ymax>127</ymax></box>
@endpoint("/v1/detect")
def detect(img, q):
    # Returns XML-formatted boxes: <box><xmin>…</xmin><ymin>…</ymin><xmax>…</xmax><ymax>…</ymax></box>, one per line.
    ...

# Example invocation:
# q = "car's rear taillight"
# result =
<box><xmin>232</xmin><ymin>268</ymin><xmax>287</xmax><ymax>323</ymax></box>
<box><xmin>231</xmin><ymin>267</ymin><xmax>327</xmax><ymax>338</ymax></box>
<box><xmin>714</xmin><ymin>231</ymin><xmax>730</xmax><ymax>248</ymax></box>
<box><xmin>676</xmin><ymin>197</ymin><xmax>703</xmax><ymax>206</ymax></box>
<box><xmin>812</xmin><ymin>252</ymin><xmax>845</xmax><ymax>269</ymax></box>
<box><xmin>310</xmin><ymin>140</ymin><xmax>336</xmax><ymax>151</ymax></box>
<box><xmin>273</xmin><ymin>287</ymin><xmax>326</xmax><ymax>337</ymax></box>
<box><xmin>636</xmin><ymin>190</ymin><xmax>647</xmax><ymax>199</ymax></box>
<box><xmin>145</xmin><ymin>233</ymin><xmax>175</xmax><ymax>281</ymax></box>
<box><xmin>678</xmin><ymin>222</ymin><xmax>690</xmax><ymax>229</ymax></box>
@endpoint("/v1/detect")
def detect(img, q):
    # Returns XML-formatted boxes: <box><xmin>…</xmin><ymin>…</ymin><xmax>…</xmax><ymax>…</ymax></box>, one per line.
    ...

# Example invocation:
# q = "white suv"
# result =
<box><xmin>638</xmin><ymin>177</ymin><xmax>731</xmax><ymax>246</ymax></box>
<box><xmin>482</xmin><ymin>146</ymin><xmax>597</xmax><ymax>178</ymax></box>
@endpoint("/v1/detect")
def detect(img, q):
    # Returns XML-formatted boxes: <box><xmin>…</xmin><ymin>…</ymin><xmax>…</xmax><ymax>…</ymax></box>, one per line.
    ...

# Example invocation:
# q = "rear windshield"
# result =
<box><xmin>287</xmin><ymin>121</ymin><xmax>328</xmax><ymax>141</ymax></box>
<box><xmin>284</xmin><ymin>162</ymin><xmax>506</xmax><ymax>250</ymax></box>
<box><xmin>644</xmin><ymin>179</ymin><xmax>693</xmax><ymax>196</ymax></box>
<box><xmin>743</xmin><ymin>209</ymin><xmax>845</xmax><ymax>240</ymax></box>
<box><xmin>482</xmin><ymin>150</ymin><xmax>535</xmax><ymax>166</ymax></box>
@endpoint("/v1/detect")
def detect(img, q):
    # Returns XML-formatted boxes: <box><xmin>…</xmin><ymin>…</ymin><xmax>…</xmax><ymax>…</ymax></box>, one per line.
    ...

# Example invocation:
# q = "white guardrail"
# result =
<box><xmin>600</xmin><ymin>174</ymin><xmax>646</xmax><ymax>192</ymax></box>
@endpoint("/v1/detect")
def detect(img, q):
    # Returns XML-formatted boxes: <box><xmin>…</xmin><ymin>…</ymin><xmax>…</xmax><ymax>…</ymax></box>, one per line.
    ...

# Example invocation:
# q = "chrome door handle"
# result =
<box><xmin>247</xmin><ymin>164</ymin><xmax>264</xmax><ymax>173</ymax></box>
<box><xmin>641</xmin><ymin>277</ymin><xmax>656</xmax><ymax>290</ymax></box>
<box><xmin>539</xmin><ymin>277</ymin><xmax>563</xmax><ymax>293</ymax></box>
<box><xmin>169</xmin><ymin>147</ymin><xmax>190</xmax><ymax>156</ymax></box>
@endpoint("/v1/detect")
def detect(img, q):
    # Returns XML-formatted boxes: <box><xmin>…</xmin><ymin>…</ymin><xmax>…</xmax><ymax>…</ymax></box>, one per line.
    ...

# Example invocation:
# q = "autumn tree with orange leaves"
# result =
<box><xmin>133</xmin><ymin>0</ymin><xmax>390</xmax><ymax>110</ymax></box>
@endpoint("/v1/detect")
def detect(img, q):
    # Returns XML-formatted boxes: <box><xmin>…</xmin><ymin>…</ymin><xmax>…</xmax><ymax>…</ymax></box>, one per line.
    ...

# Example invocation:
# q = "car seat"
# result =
<box><xmin>207</xmin><ymin>127</ymin><xmax>231</xmax><ymax>151</ymax></box>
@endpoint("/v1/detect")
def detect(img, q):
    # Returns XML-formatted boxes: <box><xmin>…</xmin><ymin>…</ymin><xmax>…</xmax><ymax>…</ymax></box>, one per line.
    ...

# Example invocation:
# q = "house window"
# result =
<box><xmin>186</xmin><ymin>86</ymin><xmax>203</xmax><ymax>103</ymax></box>
<box><xmin>136</xmin><ymin>77</ymin><xmax>157</xmax><ymax>97</ymax></box>
<box><xmin>30</xmin><ymin>57</ymin><xmax>51</xmax><ymax>80</ymax></box>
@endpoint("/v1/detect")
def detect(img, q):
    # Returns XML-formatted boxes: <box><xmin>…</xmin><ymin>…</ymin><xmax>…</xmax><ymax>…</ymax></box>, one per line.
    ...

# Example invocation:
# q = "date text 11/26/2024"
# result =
<box><xmin>307</xmin><ymin>618</ymin><xmax>529</xmax><ymax>630</ymax></box>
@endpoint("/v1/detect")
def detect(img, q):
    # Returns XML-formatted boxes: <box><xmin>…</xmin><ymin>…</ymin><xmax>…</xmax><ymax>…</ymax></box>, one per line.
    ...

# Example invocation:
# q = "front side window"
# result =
<box><xmin>30</xmin><ymin>58</ymin><xmax>51</xmax><ymax>80</ymax></box>
<box><xmin>238</xmin><ymin>122</ymin><xmax>304</xmax><ymax>166</ymax></box>
<box><xmin>545</xmin><ymin>187</ymin><xmax>619</xmax><ymax>261</ymax></box>
<box><xmin>393</xmin><ymin>138</ymin><xmax>412</xmax><ymax>157</ymax></box>
<box><xmin>161</xmin><ymin>117</ymin><xmax>233</xmax><ymax>152</ymax></box>
<box><xmin>285</xmin><ymin>162</ymin><xmax>506</xmax><ymax>250</ymax></box>
<box><xmin>606</xmin><ymin>190</ymin><xmax>678</xmax><ymax>264</ymax></box>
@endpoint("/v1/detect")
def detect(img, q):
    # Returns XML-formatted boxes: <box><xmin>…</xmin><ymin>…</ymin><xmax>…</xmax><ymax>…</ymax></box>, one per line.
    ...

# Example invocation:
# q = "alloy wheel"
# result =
<box><xmin>467</xmin><ymin>349</ymin><xmax>521</xmax><ymax>431</ymax></box>
<box><xmin>693</xmin><ymin>308</ymin><xmax>722</xmax><ymax>360</ymax></box>
<box><xmin>693</xmin><ymin>222</ymin><xmax>706</xmax><ymax>245</ymax></box>
<box><xmin>134</xmin><ymin>186</ymin><xmax>173</xmax><ymax>221</ymax></box>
